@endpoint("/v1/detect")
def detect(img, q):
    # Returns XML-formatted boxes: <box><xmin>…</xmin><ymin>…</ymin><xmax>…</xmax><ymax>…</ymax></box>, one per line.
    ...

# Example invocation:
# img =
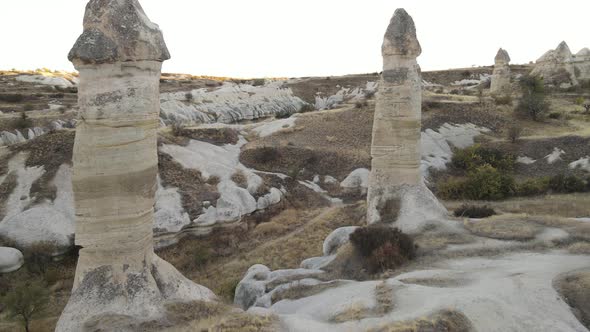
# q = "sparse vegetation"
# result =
<box><xmin>516</xmin><ymin>75</ymin><xmax>549</xmax><ymax>121</ymax></box>
<box><xmin>2</xmin><ymin>280</ymin><xmax>50</xmax><ymax>332</ymax></box>
<box><xmin>493</xmin><ymin>94</ymin><xmax>512</xmax><ymax>106</ymax></box>
<box><xmin>438</xmin><ymin>165</ymin><xmax>515</xmax><ymax>201</ymax></box>
<box><xmin>452</xmin><ymin>145</ymin><xmax>515</xmax><ymax>172</ymax></box>
<box><xmin>349</xmin><ymin>226</ymin><xmax>416</xmax><ymax>274</ymax></box>
<box><xmin>231</xmin><ymin>170</ymin><xmax>248</xmax><ymax>189</ymax></box>
<box><xmin>453</xmin><ymin>205</ymin><xmax>496</xmax><ymax>218</ymax></box>
<box><xmin>507</xmin><ymin>125</ymin><xmax>522</xmax><ymax>143</ymax></box>
<box><xmin>15</xmin><ymin>111</ymin><xmax>33</xmax><ymax>129</ymax></box>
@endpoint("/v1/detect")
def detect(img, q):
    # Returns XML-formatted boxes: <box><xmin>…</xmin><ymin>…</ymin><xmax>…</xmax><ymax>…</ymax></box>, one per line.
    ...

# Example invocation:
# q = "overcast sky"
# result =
<box><xmin>1</xmin><ymin>0</ymin><xmax>588</xmax><ymax>78</ymax></box>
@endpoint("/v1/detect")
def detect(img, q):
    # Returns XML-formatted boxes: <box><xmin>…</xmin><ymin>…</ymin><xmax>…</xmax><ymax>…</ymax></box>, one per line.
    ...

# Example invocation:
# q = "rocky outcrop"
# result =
<box><xmin>490</xmin><ymin>48</ymin><xmax>511</xmax><ymax>94</ymax></box>
<box><xmin>0</xmin><ymin>247</ymin><xmax>24</xmax><ymax>273</ymax></box>
<box><xmin>57</xmin><ymin>1</ymin><xmax>214</xmax><ymax>330</ymax></box>
<box><xmin>531</xmin><ymin>41</ymin><xmax>590</xmax><ymax>88</ymax></box>
<box><xmin>366</xmin><ymin>9</ymin><xmax>446</xmax><ymax>229</ymax></box>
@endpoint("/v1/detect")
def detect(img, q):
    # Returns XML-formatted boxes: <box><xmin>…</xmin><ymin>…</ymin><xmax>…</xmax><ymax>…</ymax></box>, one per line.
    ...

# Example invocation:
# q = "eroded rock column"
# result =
<box><xmin>490</xmin><ymin>48</ymin><xmax>511</xmax><ymax>94</ymax></box>
<box><xmin>366</xmin><ymin>9</ymin><xmax>446</xmax><ymax>230</ymax></box>
<box><xmin>57</xmin><ymin>1</ymin><xmax>214</xmax><ymax>330</ymax></box>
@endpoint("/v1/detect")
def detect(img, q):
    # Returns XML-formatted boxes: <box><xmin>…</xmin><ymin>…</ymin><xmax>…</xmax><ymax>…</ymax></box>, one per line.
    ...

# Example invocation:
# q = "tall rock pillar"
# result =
<box><xmin>57</xmin><ymin>1</ymin><xmax>214</xmax><ymax>330</ymax></box>
<box><xmin>366</xmin><ymin>9</ymin><xmax>446</xmax><ymax>230</ymax></box>
<box><xmin>490</xmin><ymin>48</ymin><xmax>511</xmax><ymax>94</ymax></box>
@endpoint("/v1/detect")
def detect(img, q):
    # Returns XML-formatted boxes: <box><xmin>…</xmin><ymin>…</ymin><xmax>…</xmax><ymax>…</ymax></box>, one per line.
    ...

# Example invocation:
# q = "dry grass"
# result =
<box><xmin>241</xmin><ymin>106</ymin><xmax>372</xmax><ymax>179</ymax></box>
<box><xmin>231</xmin><ymin>170</ymin><xmax>248</xmax><ymax>189</ymax></box>
<box><xmin>463</xmin><ymin>215</ymin><xmax>542</xmax><ymax>241</ymax></box>
<box><xmin>413</xmin><ymin>232</ymin><xmax>475</xmax><ymax>253</ymax></box>
<box><xmin>567</xmin><ymin>242</ymin><xmax>590</xmax><ymax>255</ymax></box>
<box><xmin>271</xmin><ymin>281</ymin><xmax>343</xmax><ymax>303</ymax></box>
<box><xmin>158</xmin><ymin>152</ymin><xmax>220</xmax><ymax>220</ymax></box>
<box><xmin>168</xmin><ymin>203</ymin><xmax>366</xmax><ymax>302</ymax></box>
<box><xmin>367</xmin><ymin>310</ymin><xmax>474</xmax><ymax>332</ymax></box>
<box><xmin>443</xmin><ymin>194</ymin><xmax>590</xmax><ymax>218</ymax></box>
<box><xmin>330</xmin><ymin>302</ymin><xmax>369</xmax><ymax>323</ymax></box>
<box><xmin>0</xmin><ymin>172</ymin><xmax>17</xmax><ymax>220</ymax></box>
<box><xmin>173</xmin><ymin>127</ymin><xmax>240</xmax><ymax>146</ymax></box>
<box><xmin>554</xmin><ymin>270</ymin><xmax>590</xmax><ymax>329</ymax></box>
<box><xmin>8</xmin><ymin>130</ymin><xmax>75</xmax><ymax>204</ymax></box>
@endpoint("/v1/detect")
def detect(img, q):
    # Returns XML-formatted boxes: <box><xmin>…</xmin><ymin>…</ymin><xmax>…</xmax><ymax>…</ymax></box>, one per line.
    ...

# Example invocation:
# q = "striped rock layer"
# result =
<box><xmin>367</xmin><ymin>9</ymin><xmax>446</xmax><ymax>228</ymax></box>
<box><xmin>57</xmin><ymin>1</ymin><xmax>214</xmax><ymax>331</ymax></box>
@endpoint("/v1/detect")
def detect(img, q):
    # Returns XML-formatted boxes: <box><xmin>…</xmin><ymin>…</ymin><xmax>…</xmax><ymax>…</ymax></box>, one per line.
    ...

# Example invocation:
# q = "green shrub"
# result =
<box><xmin>349</xmin><ymin>226</ymin><xmax>416</xmax><ymax>274</ymax></box>
<box><xmin>548</xmin><ymin>174</ymin><xmax>587</xmax><ymax>193</ymax></box>
<box><xmin>252</xmin><ymin>79</ymin><xmax>266</xmax><ymax>87</ymax></box>
<box><xmin>438</xmin><ymin>165</ymin><xmax>515</xmax><ymax>200</ymax></box>
<box><xmin>516</xmin><ymin>177</ymin><xmax>550</xmax><ymax>196</ymax></box>
<box><xmin>507</xmin><ymin>125</ymin><xmax>522</xmax><ymax>143</ymax></box>
<box><xmin>2</xmin><ymin>280</ymin><xmax>50</xmax><ymax>332</ymax></box>
<box><xmin>463</xmin><ymin>165</ymin><xmax>515</xmax><ymax>200</ymax></box>
<box><xmin>575</xmin><ymin>97</ymin><xmax>585</xmax><ymax>106</ymax></box>
<box><xmin>515</xmin><ymin>75</ymin><xmax>549</xmax><ymax>121</ymax></box>
<box><xmin>453</xmin><ymin>205</ymin><xmax>496</xmax><ymax>218</ymax></box>
<box><xmin>15</xmin><ymin>111</ymin><xmax>33</xmax><ymax>129</ymax></box>
<box><xmin>548</xmin><ymin>112</ymin><xmax>561</xmax><ymax>119</ymax></box>
<box><xmin>452</xmin><ymin>145</ymin><xmax>515</xmax><ymax>171</ymax></box>
<box><xmin>185</xmin><ymin>92</ymin><xmax>193</xmax><ymax>101</ymax></box>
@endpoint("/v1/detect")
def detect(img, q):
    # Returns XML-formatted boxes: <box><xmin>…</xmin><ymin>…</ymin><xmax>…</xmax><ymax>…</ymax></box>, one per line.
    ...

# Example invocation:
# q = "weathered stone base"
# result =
<box><xmin>366</xmin><ymin>182</ymin><xmax>447</xmax><ymax>233</ymax></box>
<box><xmin>56</xmin><ymin>255</ymin><xmax>215</xmax><ymax>332</ymax></box>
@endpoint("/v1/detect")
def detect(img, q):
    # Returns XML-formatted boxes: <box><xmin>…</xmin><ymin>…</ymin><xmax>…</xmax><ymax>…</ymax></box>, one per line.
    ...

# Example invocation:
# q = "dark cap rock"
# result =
<box><xmin>69</xmin><ymin>0</ymin><xmax>170</xmax><ymax>65</ymax></box>
<box><xmin>495</xmin><ymin>48</ymin><xmax>511</xmax><ymax>64</ymax></box>
<box><xmin>382</xmin><ymin>8</ymin><xmax>421</xmax><ymax>57</ymax></box>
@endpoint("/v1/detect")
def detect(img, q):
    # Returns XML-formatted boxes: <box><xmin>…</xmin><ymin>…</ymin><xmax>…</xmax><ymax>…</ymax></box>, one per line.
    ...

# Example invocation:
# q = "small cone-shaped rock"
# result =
<box><xmin>366</xmin><ymin>9</ymin><xmax>446</xmax><ymax>230</ymax></box>
<box><xmin>57</xmin><ymin>1</ymin><xmax>214</xmax><ymax>331</ymax></box>
<box><xmin>490</xmin><ymin>48</ymin><xmax>511</xmax><ymax>94</ymax></box>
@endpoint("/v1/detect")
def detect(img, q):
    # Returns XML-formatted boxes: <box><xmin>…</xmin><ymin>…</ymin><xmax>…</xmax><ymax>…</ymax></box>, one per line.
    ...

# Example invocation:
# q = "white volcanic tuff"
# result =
<box><xmin>451</xmin><ymin>74</ymin><xmax>491</xmax><ymax>87</ymax></box>
<box><xmin>160</xmin><ymin>81</ymin><xmax>308</xmax><ymax>126</ymax></box>
<box><xmin>0</xmin><ymin>163</ymin><xmax>75</xmax><ymax>253</ymax></box>
<box><xmin>252</xmin><ymin>117</ymin><xmax>297</xmax><ymax>137</ymax></box>
<box><xmin>315</xmin><ymin>81</ymin><xmax>378</xmax><ymax>110</ymax></box>
<box><xmin>0</xmin><ymin>247</ymin><xmax>24</xmax><ymax>273</ymax></box>
<box><xmin>340</xmin><ymin>168</ymin><xmax>370</xmax><ymax>189</ymax></box>
<box><xmin>421</xmin><ymin>123</ymin><xmax>490</xmax><ymax>177</ymax></box>
<box><xmin>160</xmin><ymin>137</ymin><xmax>282</xmax><ymax>226</ymax></box>
<box><xmin>235</xmin><ymin>264</ymin><xmax>325</xmax><ymax>310</ymax></box>
<box><xmin>0</xmin><ymin>120</ymin><xmax>76</xmax><ymax>147</ymax></box>
<box><xmin>268</xmin><ymin>253</ymin><xmax>590</xmax><ymax>332</ymax></box>
<box><xmin>517</xmin><ymin>156</ymin><xmax>537</xmax><ymax>165</ymax></box>
<box><xmin>532</xmin><ymin>41</ymin><xmax>590</xmax><ymax>87</ymax></box>
<box><xmin>15</xmin><ymin>75</ymin><xmax>75</xmax><ymax>88</ymax></box>
<box><xmin>545</xmin><ymin>147</ymin><xmax>566</xmax><ymax>164</ymax></box>
<box><xmin>154</xmin><ymin>176</ymin><xmax>192</xmax><ymax>233</ymax></box>
<box><xmin>570</xmin><ymin>157</ymin><xmax>590</xmax><ymax>172</ymax></box>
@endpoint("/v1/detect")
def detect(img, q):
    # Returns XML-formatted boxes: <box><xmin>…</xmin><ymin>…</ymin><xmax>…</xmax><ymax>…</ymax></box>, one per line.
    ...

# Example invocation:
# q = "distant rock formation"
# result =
<box><xmin>490</xmin><ymin>48</ymin><xmax>511</xmax><ymax>94</ymax></box>
<box><xmin>366</xmin><ymin>9</ymin><xmax>446</xmax><ymax>230</ymax></box>
<box><xmin>57</xmin><ymin>1</ymin><xmax>214</xmax><ymax>330</ymax></box>
<box><xmin>531</xmin><ymin>41</ymin><xmax>590</xmax><ymax>88</ymax></box>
